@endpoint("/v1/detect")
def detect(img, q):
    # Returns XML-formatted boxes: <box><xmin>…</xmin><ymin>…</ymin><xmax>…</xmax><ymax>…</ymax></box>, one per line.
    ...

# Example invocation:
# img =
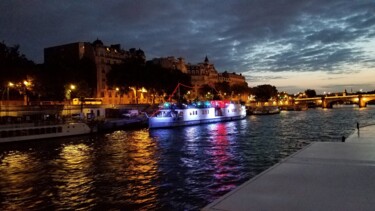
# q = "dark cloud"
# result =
<box><xmin>1</xmin><ymin>0</ymin><xmax>374</xmax><ymax>76</ymax></box>
<box><xmin>321</xmin><ymin>83</ymin><xmax>375</xmax><ymax>93</ymax></box>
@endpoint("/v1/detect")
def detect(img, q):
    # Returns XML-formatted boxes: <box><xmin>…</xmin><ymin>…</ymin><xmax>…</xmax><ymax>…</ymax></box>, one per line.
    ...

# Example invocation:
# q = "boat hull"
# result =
<box><xmin>149</xmin><ymin>114</ymin><xmax>246</xmax><ymax>129</ymax></box>
<box><xmin>0</xmin><ymin>122</ymin><xmax>91</xmax><ymax>143</ymax></box>
<box><xmin>149</xmin><ymin>103</ymin><xmax>247</xmax><ymax>129</ymax></box>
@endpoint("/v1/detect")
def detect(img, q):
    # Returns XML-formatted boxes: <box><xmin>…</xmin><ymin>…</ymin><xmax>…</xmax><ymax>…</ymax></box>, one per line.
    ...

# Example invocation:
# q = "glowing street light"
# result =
<box><xmin>23</xmin><ymin>80</ymin><xmax>30</xmax><ymax>86</ymax></box>
<box><xmin>7</xmin><ymin>82</ymin><xmax>14</xmax><ymax>101</ymax></box>
<box><xmin>65</xmin><ymin>84</ymin><xmax>77</xmax><ymax>103</ymax></box>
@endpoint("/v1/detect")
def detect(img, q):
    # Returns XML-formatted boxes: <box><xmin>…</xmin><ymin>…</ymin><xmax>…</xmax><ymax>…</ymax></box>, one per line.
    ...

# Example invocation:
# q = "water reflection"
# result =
<box><xmin>0</xmin><ymin>151</ymin><xmax>40</xmax><ymax>210</ymax></box>
<box><xmin>52</xmin><ymin>143</ymin><xmax>96</xmax><ymax>209</ymax></box>
<box><xmin>96</xmin><ymin>129</ymin><xmax>159</xmax><ymax>210</ymax></box>
<box><xmin>1</xmin><ymin>108</ymin><xmax>375</xmax><ymax>210</ymax></box>
<box><xmin>208</xmin><ymin>123</ymin><xmax>237</xmax><ymax>193</ymax></box>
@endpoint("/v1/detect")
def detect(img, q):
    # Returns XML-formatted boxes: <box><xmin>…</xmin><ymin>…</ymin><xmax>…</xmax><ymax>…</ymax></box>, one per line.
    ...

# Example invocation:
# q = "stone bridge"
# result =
<box><xmin>294</xmin><ymin>94</ymin><xmax>375</xmax><ymax>108</ymax></box>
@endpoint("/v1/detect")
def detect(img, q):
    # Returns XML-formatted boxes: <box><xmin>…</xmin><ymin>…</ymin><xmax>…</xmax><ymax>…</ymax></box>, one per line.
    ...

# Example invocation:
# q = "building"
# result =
<box><xmin>218</xmin><ymin>71</ymin><xmax>247</xmax><ymax>86</ymax></box>
<box><xmin>187</xmin><ymin>56</ymin><xmax>247</xmax><ymax>98</ymax></box>
<box><xmin>44</xmin><ymin>39</ymin><xmax>145</xmax><ymax>104</ymax></box>
<box><xmin>45</xmin><ymin>39</ymin><xmax>247</xmax><ymax>104</ymax></box>
<box><xmin>186</xmin><ymin>56</ymin><xmax>219</xmax><ymax>96</ymax></box>
<box><xmin>149</xmin><ymin>56</ymin><xmax>188</xmax><ymax>73</ymax></box>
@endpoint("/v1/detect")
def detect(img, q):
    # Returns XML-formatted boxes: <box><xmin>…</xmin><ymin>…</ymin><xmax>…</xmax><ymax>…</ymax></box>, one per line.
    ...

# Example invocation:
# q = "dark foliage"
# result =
<box><xmin>38</xmin><ymin>58</ymin><xmax>96</xmax><ymax>100</ymax></box>
<box><xmin>107</xmin><ymin>60</ymin><xmax>192</xmax><ymax>101</ymax></box>
<box><xmin>0</xmin><ymin>41</ymin><xmax>35</xmax><ymax>87</ymax></box>
<box><xmin>251</xmin><ymin>84</ymin><xmax>278</xmax><ymax>102</ymax></box>
<box><xmin>305</xmin><ymin>89</ymin><xmax>317</xmax><ymax>98</ymax></box>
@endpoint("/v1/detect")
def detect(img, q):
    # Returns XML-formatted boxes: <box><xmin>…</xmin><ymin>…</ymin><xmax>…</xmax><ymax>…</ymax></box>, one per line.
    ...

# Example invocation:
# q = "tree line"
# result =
<box><xmin>0</xmin><ymin>41</ymin><xmax>314</xmax><ymax>103</ymax></box>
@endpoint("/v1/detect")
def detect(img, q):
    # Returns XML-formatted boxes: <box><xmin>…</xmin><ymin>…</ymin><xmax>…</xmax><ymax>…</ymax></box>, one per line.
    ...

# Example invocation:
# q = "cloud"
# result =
<box><xmin>0</xmin><ymin>0</ymin><xmax>374</xmax><ymax>77</ymax></box>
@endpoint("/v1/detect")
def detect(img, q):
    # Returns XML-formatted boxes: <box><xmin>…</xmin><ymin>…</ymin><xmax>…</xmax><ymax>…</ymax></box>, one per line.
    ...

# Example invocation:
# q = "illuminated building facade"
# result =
<box><xmin>187</xmin><ymin>56</ymin><xmax>247</xmax><ymax>98</ymax></box>
<box><xmin>44</xmin><ymin>39</ymin><xmax>145</xmax><ymax>104</ymax></box>
<box><xmin>149</xmin><ymin>56</ymin><xmax>188</xmax><ymax>73</ymax></box>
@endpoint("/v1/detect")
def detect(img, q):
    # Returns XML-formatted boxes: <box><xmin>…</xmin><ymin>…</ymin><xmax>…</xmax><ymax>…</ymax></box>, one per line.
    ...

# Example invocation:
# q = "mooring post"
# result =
<box><xmin>357</xmin><ymin>122</ymin><xmax>360</xmax><ymax>137</ymax></box>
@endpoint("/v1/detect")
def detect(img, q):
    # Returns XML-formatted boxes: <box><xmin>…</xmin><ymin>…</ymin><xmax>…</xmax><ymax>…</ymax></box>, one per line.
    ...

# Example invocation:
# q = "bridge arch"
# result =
<box><xmin>361</xmin><ymin>95</ymin><xmax>375</xmax><ymax>107</ymax></box>
<box><xmin>325</xmin><ymin>99</ymin><xmax>359</xmax><ymax>108</ymax></box>
<box><xmin>322</xmin><ymin>94</ymin><xmax>375</xmax><ymax>108</ymax></box>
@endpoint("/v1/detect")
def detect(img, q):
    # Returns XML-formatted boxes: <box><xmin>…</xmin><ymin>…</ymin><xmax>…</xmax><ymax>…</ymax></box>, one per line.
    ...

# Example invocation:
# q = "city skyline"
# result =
<box><xmin>1</xmin><ymin>0</ymin><xmax>374</xmax><ymax>94</ymax></box>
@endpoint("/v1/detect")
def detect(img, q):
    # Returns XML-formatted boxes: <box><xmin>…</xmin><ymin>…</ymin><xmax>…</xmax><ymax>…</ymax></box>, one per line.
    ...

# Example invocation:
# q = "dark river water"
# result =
<box><xmin>1</xmin><ymin>106</ymin><xmax>375</xmax><ymax>210</ymax></box>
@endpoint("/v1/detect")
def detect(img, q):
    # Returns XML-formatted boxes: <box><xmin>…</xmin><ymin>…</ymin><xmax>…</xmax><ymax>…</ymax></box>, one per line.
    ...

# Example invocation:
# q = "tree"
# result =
<box><xmin>0</xmin><ymin>41</ymin><xmax>37</xmax><ymax>100</ymax></box>
<box><xmin>107</xmin><ymin>60</ymin><xmax>192</xmax><ymax>103</ymax></box>
<box><xmin>305</xmin><ymin>89</ymin><xmax>317</xmax><ymax>98</ymax></box>
<box><xmin>38</xmin><ymin>57</ymin><xmax>96</xmax><ymax>101</ymax></box>
<box><xmin>198</xmin><ymin>84</ymin><xmax>215</xmax><ymax>100</ymax></box>
<box><xmin>231</xmin><ymin>83</ymin><xmax>250</xmax><ymax>101</ymax></box>
<box><xmin>251</xmin><ymin>84</ymin><xmax>278</xmax><ymax>102</ymax></box>
<box><xmin>214</xmin><ymin>82</ymin><xmax>231</xmax><ymax>99</ymax></box>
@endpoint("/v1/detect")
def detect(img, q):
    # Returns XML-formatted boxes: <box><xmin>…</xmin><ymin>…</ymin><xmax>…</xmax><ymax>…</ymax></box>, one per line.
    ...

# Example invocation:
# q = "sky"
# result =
<box><xmin>1</xmin><ymin>0</ymin><xmax>375</xmax><ymax>94</ymax></box>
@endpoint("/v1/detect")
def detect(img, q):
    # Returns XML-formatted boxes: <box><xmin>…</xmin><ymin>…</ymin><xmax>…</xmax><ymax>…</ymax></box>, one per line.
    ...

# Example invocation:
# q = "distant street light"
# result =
<box><xmin>7</xmin><ymin>82</ymin><xmax>14</xmax><ymax>101</ymax></box>
<box><xmin>65</xmin><ymin>84</ymin><xmax>76</xmax><ymax>104</ymax></box>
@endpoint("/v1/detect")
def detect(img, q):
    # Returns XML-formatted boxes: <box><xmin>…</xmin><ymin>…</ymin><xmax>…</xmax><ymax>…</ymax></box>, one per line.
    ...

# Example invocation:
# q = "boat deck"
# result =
<box><xmin>203</xmin><ymin>125</ymin><xmax>375</xmax><ymax>211</ymax></box>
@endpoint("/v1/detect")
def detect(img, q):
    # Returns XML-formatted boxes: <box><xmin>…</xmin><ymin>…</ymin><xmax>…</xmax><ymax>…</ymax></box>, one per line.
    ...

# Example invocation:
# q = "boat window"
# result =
<box><xmin>46</xmin><ymin>127</ymin><xmax>51</xmax><ymax>134</ymax></box>
<box><xmin>1</xmin><ymin>131</ymin><xmax>7</xmax><ymax>138</ymax></box>
<box><xmin>33</xmin><ymin>128</ymin><xmax>39</xmax><ymax>135</ymax></box>
<box><xmin>58</xmin><ymin>127</ymin><xmax>62</xmax><ymax>133</ymax></box>
<box><xmin>7</xmin><ymin>131</ymin><xmax>13</xmax><ymax>137</ymax></box>
<box><xmin>28</xmin><ymin>129</ymin><xmax>34</xmax><ymax>135</ymax></box>
<box><xmin>52</xmin><ymin>127</ymin><xmax>57</xmax><ymax>133</ymax></box>
<box><xmin>40</xmin><ymin>128</ymin><xmax>45</xmax><ymax>134</ymax></box>
<box><xmin>15</xmin><ymin>130</ymin><xmax>21</xmax><ymax>137</ymax></box>
<box><xmin>21</xmin><ymin>129</ymin><xmax>27</xmax><ymax>136</ymax></box>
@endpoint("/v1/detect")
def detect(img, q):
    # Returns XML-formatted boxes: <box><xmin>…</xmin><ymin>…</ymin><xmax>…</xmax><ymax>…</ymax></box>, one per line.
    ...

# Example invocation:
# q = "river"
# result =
<box><xmin>0</xmin><ymin>106</ymin><xmax>374</xmax><ymax>210</ymax></box>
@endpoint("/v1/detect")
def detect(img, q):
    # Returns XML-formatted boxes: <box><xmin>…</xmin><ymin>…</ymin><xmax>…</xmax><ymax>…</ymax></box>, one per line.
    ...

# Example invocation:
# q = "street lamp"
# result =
<box><xmin>7</xmin><ymin>82</ymin><xmax>14</xmax><ymax>101</ymax></box>
<box><xmin>115</xmin><ymin>87</ymin><xmax>121</xmax><ymax>104</ymax></box>
<box><xmin>23</xmin><ymin>80</ymin><xmax>32</xmax><ymax>105</ymax></box>
<box><xmin>65</xmin><ymin>84</ymin><xmax>76</xmax><ymax>104</ymax></box>
<box><xmin>129</xmin><ymin>87</ymin><xmax>137</xmax><ymax>104</ymax></box>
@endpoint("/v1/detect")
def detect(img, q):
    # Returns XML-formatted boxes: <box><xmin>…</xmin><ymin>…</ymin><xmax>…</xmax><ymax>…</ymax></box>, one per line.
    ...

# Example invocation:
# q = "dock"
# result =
<box><xmin>203</xmin><ymin>125</ymin><xmax>375</xmax><ymax>210</ymax></box>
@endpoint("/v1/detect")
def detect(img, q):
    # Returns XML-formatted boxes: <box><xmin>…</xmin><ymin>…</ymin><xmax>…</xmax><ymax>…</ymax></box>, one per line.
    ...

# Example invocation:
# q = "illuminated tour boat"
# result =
<box><xmin>0</xmin><ymin>122</ymin><xmax>91</xmax><ymax>143</ymax></box>
<box><xmin>148</xmin><ymin>100</ymin><xmax>247</xmax><ymax>129</ymax></box>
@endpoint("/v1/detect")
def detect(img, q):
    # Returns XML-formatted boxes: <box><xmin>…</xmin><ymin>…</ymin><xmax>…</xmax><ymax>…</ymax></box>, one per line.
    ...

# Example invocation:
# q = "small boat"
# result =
<box><xmin>294</xmin><ymin>104</ymin><xmax>308</xmax><ymax>111</ymax></box>
<box><xmin>252</xmin><ymin>106</ymin><xmax>280</xmax><ymax>115</ymax></box>
<box><xmin>0</xmin><ymin>122</ymin><xmax>91</xmax><ymax>143</ymax></box>
<box><xmin>148</xmin><ymin>100</ymin><xmax>246</xmax><ymax>129</ymax></box>
<box><xmin>98</xmin><ymin>115</ymin><xmax>148</xmax><ymax>132</ymax></box>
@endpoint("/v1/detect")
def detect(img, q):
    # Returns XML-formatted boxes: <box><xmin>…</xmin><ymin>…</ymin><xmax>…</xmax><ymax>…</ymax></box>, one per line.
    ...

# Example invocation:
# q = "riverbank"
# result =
<box><xmin>203</xmin><ymin>124</ymin><xmax>375</xmax><ymax>210</ymax></box>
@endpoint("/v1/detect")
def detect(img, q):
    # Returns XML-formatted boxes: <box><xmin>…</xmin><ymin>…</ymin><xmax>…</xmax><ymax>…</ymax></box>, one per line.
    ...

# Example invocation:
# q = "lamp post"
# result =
<box><xmin>115</xmin><ymin>87</ymin><xmax>120</xmax><ymax>104</ymax></box>
<box><xmin>130</xmin><ymin>87</ymin><xmax>137</xmax><ymax>104</ymax></box>
<box><xmin>66</xmin><ymin>84</ymin><xmax>76</xmax><ymax>105</ymax></box>
<box><xmin>23</xmin><ymin>80</ymin><xmax>31</xmax><ymax>105</ymax></box>
<box><xmin>6</xmin><ymin>82</ymin><xmax>14</xmax><ymax>117</ymax></box>
<box><xmin>7</xmin><ymin>82</ymin><xmax>14</xmax><ymax>102</ymax></box>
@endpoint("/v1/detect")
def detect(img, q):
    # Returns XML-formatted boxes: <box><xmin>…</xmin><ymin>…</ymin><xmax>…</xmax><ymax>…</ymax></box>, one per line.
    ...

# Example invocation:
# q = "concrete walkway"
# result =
<box><xmin>203</xmin><ymin>125</ymin><xmax>375</xmax><ymax>211</ymax></box>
